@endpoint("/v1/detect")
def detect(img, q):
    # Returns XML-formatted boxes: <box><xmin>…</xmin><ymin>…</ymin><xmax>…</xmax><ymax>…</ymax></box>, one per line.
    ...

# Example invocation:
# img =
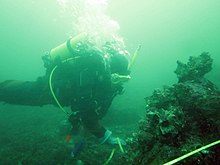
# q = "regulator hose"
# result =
<box><xmin>49</xmin><ymin>64</ymin><xmax>69</xmax><ymax>116</ymax></box>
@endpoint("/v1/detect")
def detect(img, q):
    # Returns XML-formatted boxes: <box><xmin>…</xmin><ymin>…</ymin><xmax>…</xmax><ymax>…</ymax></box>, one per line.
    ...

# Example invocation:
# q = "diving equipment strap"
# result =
<box><xmin>66</xmin><ymin>38</ymin><xmax>76</xmax><ymax>56</ymax></box>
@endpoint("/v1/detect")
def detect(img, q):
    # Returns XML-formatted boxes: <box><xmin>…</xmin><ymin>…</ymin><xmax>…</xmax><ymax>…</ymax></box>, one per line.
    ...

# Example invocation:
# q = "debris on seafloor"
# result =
<box><xmin>123</xmin><ymin>52</ymin><xmax>220</xmax><ymax>165</ymax></box>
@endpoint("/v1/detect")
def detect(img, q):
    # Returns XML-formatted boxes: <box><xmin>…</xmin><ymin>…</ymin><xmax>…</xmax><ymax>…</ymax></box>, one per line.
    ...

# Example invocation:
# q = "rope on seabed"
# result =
<box><xmin>117</xmin><ymin>137</ymin><xmax>125</xmax><ymax>153</ymax></box>
<box><xmin>103</xmin><ymin>137</ymin><xmax>125</xmax><ymax>165</ymax></box>
<box><xmin>163</xmin><ymin>139</ymin><xmax>220</xmax><ymax>165</ymax></box>
<box><xmin>103</xmin><ymin>139</ymin><xmax>220</xmax><ymax>165</ymax></box>
<box><xmin>103</xmin><ymin>148</ymin><xmax>116</xmax><ymax>165</ymax></box>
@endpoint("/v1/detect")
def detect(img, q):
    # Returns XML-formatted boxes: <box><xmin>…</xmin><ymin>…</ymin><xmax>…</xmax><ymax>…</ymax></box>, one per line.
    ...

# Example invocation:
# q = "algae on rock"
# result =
<box><xmin>125</xmin><ymin>52</ymin><xmax>220</xmax><ymax>165</ymax></box>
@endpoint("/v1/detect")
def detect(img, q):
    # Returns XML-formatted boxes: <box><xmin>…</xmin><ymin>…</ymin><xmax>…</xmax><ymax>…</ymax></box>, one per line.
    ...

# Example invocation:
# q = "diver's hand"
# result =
<box><xmin>111</xmin><ymin>73</ymin><xmax>131</xmax><ymax>85</ymax></box>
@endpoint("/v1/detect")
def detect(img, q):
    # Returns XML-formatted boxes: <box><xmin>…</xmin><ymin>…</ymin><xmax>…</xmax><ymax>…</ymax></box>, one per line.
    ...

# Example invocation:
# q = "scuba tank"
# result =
<box><xmin>42</xmin><ymin>32</ymin><xmax>87</xmax><ymax>68</ymax></box>
<box><xmin>50</xmin><ymin>32</ymin><xmax>87</xmax><ymax>62</ymax></box>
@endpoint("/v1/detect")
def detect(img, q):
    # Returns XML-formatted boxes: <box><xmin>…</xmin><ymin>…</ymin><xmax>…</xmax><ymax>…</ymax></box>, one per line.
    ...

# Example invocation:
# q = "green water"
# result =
<box><xmin>0</xmin><ymin>0</ymin><xmax>220</xmax><ymax>164</ymax></box>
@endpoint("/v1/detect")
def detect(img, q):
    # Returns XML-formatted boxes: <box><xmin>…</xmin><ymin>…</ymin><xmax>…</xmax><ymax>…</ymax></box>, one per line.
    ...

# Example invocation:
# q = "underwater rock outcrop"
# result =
<box><xmin>125</xmin><ymin>52</ymin><xmax>220</xmax><ymax>165</ymax></box>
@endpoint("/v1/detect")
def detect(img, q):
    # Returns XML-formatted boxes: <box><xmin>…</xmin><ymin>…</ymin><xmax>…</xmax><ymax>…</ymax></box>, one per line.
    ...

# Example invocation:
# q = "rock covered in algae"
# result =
<box><xmin>124</xmin><ymin>52</ymin><xmax>220</xmax><ymax>165</ymax></box>
<box><xmin>174</xmin><ymin>52</ymin><xmax>213</xmax><ymax>82</ymax></box>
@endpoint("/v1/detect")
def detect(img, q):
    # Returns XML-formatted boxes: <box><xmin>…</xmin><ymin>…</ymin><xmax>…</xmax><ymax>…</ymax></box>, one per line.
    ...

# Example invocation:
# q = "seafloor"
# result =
<box><xmin>0</xmin><ymin>103</ymin><xmax>139</xmax><ymax>165</ymax></box>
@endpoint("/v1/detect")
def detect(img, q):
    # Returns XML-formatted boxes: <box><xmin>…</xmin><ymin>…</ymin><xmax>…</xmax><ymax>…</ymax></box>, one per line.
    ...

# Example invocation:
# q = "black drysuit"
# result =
<box><xmin>0</xmin><ymin>52</ymin><xmax>122</xmax><ymax>138</ymax></box>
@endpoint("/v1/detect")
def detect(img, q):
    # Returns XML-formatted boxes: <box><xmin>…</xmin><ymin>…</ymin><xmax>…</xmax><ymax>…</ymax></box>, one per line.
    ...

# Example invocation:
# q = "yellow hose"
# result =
<box><xmin>49</xmin><ymin>65</ymin><xmax>69</xmax><ymax>116</ymax></box>
<box><xmin>48</xmin><ymin>33</ymin><xmax>86</xmax><ymax>115</ymax></box>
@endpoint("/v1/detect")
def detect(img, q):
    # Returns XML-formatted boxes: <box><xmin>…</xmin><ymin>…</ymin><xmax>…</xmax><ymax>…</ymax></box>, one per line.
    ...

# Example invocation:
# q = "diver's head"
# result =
<box><xmin>103</xmin><ymin>42</ymin><xmax>130</xmax><ymax>75</ymax></box>
<box><xmin>109</xmin><ymin>52</ymin><xmax>130</xmax><ymax>75</ymax></box>
<box><xmin>109</xmin><ymin>53</ymin><xmax>131</xmax><ymax>85</ymax></box>
<box><xmin>102</xmin><ymin>42</ymin><xmax>131</xmax><ymax>85</ymax></box>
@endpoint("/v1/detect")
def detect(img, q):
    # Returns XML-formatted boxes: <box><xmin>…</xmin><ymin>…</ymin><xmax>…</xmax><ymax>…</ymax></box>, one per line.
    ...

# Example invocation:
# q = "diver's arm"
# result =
<box><xmin>0</xmin><ymin>77</ymin><xmax>54</xmax><ymax>106</ymax></box>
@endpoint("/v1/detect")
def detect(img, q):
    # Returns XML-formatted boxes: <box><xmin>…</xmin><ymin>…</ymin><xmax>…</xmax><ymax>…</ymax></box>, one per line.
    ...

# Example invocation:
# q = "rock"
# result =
<box><xmin>125</xmin><ymin>52</ymin><xmax>220</xmax><ymax>165</ymax></box>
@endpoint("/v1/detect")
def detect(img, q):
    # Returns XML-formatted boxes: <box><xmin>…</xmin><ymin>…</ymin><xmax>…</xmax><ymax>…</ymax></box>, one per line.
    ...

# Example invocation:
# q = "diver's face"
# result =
<box><xmin>111</xmin><ymin>73</ymin><xmax>131</xmax><ymax>85</ymax></box>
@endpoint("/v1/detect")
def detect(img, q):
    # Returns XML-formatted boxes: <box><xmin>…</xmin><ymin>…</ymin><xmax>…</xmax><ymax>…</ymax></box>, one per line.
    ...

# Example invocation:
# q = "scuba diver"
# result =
<box><xmin>0</xmin><ymin>33</ymin><xmax>133</xmax><ymax>146</ymax></box>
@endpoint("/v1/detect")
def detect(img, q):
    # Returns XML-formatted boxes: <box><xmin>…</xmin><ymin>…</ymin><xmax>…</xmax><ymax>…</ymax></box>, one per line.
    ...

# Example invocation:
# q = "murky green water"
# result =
<box><xmin>0</xmin><ymin>0</ymin><xmax>220</xmax><ymax>164</ymax></box>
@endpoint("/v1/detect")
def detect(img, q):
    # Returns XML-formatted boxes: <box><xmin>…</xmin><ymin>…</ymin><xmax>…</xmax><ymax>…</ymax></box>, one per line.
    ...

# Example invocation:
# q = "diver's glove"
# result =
<box><xmin>99</xmin><ymin>130</ymin><xmax>126</xmax><ymax>145</ymax></box>
<box><xmin>111</xmin><ymin>73</ymin><xmax>131</xmax><ymax>85</ymax></box>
